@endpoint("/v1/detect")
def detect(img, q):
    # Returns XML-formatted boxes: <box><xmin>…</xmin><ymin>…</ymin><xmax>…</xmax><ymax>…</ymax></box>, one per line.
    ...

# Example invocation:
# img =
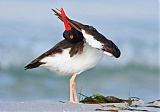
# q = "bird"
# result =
<box><xmin>25</xmin><ymin>8</ymin><xmax>121</xmax><ymax>103</ymax></box>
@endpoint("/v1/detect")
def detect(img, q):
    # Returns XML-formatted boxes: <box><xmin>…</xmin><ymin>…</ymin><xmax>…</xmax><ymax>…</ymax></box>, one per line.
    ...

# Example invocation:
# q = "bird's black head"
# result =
<box><xmin>63</xmin><ymin>28</ymin><xmax>84</xmax><ymax>43</ymax></box>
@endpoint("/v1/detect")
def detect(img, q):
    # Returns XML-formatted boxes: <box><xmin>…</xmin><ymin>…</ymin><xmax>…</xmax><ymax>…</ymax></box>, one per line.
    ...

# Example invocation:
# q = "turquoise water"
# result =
<box><xmin>0</xmin><ymin>64</ymin><xmax>159</xmax><ymax>102</ymax></box>
<box><xmin>0</xmin><ymin>0</ymin><xmax>159</xmax><ymax>102</ymax></box>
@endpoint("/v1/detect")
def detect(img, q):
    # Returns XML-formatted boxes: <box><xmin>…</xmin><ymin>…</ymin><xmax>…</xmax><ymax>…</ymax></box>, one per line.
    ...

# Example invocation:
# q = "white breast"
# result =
<box><xmin>40</xmin><ymin>43</ymin><xmax>104</xmax><ymax>76</ymax></box>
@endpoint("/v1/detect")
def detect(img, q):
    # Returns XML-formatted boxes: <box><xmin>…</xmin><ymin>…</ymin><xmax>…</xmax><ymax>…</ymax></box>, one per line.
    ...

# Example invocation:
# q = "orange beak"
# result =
<box><xmin>60</xmin><ymin>8</ymin><xmax>71</xmax><ymax>31</ymax></box>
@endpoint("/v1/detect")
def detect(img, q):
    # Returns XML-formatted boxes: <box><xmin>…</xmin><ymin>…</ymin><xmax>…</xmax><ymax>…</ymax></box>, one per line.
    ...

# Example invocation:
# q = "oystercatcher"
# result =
<box><xmin>25</xmin><ymin>8</ymin><xmax>121</xmax><ymax>103</ymax></box>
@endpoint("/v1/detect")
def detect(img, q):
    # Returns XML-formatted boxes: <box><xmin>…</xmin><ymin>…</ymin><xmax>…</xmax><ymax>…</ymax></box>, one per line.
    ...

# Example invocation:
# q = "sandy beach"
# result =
<box><xmin>0</xmin><ymin>1</ymin><xmax>159</xmax><ymax>112</ymax></box>
<box><xmin>0</xmin><ymin>102</ymin><xmax>159</xmax><ymax>112</ymax></box>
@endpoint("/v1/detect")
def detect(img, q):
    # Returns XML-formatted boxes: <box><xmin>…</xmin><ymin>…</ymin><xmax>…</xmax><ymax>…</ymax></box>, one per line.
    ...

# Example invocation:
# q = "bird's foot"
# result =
<box><xmin>69</xmin><ymin>100</ymin><xmax>82</xmax><ymax>104</ymax></box>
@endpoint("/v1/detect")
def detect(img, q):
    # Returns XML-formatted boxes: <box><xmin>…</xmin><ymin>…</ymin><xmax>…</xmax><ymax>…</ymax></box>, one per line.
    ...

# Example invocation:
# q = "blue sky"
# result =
<box><xmin>0</xmin><ymin>0</ymin><xmax>158</xmax><ymax>23</ymax></box>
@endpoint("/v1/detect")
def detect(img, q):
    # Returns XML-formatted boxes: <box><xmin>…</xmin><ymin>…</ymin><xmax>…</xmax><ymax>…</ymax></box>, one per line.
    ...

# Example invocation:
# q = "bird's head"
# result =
<box><xmin>61</xmin><ymin>8</ymin><xmax>84</xmax><ymax>43</ymax></box>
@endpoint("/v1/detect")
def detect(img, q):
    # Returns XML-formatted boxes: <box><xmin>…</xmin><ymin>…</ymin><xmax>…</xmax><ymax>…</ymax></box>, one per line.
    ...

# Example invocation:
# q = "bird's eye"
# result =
<box><xmin>70</xmin><ymin>35</ymin><xmax>74</xmax><ymax>39</ymax></box>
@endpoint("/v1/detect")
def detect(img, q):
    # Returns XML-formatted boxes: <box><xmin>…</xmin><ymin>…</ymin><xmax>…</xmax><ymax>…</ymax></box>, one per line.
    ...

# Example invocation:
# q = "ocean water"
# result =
<box><xmin>0</xmin><ymin>0</ymin><xmax>159</xmax><ymax>102</ymax></box>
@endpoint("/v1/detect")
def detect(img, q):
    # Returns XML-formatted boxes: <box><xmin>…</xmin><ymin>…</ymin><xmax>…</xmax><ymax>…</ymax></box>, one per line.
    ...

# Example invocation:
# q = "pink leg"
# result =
<box><xmin>69</xmin><ymin>73</ymin><xmax>79</xmax><ymax>103</ymax></box>
<box><xmin>73</xmin><ymin>81</ymin><xmax>78</xmax><ymax>102</ymax></box>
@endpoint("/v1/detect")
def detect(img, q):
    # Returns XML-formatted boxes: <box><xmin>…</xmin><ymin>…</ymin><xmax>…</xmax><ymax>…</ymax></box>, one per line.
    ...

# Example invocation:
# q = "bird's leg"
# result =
<box><xmin>73</xmin><ymin>81</ymin><xmax>78</xmax><ymax>103</ymax></box>
<box><xmin>69</xmin><ymin>77</ymin><xmax>74</xmax><ymax>103</ymax></box>
<box><xmin>69</xmin><ymin>73</ymin><xmax>79</xmax><ymax>103</ymax></box>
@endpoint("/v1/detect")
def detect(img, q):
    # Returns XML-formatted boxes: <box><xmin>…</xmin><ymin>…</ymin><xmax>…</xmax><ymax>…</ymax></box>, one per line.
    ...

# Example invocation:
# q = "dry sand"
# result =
<box><xmin>0</xmin><ymin>102</ymin><xmax>159</xmax><ymax>112</ymax></box>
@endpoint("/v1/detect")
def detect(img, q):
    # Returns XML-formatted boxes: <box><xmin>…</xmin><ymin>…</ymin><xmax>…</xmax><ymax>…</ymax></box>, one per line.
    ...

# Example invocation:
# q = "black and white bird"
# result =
<box><xmin>25</xmin><ymin>8</ymin><xmax>121</xmax><ymax>103</ymax></box>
